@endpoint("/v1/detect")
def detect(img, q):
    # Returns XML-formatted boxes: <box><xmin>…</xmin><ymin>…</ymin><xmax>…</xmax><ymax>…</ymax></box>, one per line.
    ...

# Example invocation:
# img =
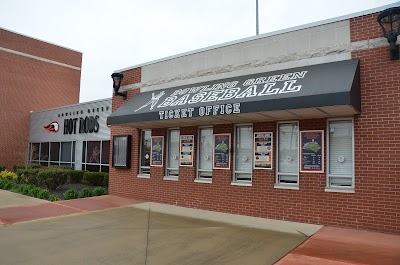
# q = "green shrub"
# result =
<box><xmin>36</xmin><ymin>168</ymin><xmax>69</xmax><ymax>191</ymax></box>
<box><xmin>15</xmin><ymin>168</ymin><xmax>40</xmax><ymax>185</ymax></box>
<box><xmin>3</xmin><ymin>181</ymin><xmax>16</xmax><ymax>190</ymax></box>
<box><xmin>79</xmin><ymin>188</ymin><xmax>93</xmax><ymax>198</ymax></box>
<box><xmin>13</xmin><ymin>164</ymin><xmax>41</xmax><ymax>172</ymax></box>
<box><xmin>48</xmin><ymin>165</ymin><xmax>73</xmax><ymax>170</ymax></box>
<box><xmin>0</xmin><ymin>164</ymin><xmax>6</xmax><ymax>172</ymax></box>
<box><xmin>0</xmin><ymin>178</ymin><xmax>9</xmax><ymax>189</ymax></box>
<box><xmin>92</xmin><ymin>187</ymin><xmax>107</xmax><ymax>196</ymax></box>
<box><xmin>83</xmin><ymin>172</ymin><xmax>108</xmax><ymax>186</ymax></box>
<box><xmin>37</xmin><ymin>189</ymin><xmax>50</xmax><ymax>200</ymax></box>
<box><xmin>69</xmin><ymin>170</ymin><xmax>86</xmax><ymax>183</ymax></box>
<box><xmin>103</xmin><ymin>173</ymin><xmax>109</xmax><ymax>186</ymax></box>
<box><xmin>0</xmin><ymin>170</ymin><xmax>18</xmax><ymax>182</ymax></box>
<box><xmin>49</xmin><ymin>194</ymin><xmax>61</xmax><ymax>202</ymax></box>
<box><xmin>64</xmin><ymin>188</ymin><xmax>79</xmax><ymax>200</ymax></box>
<box><xmin>16</xmin><ymin>184</ymin><xmax>31</xmax><ymax>195</ymax></box>
<box><xmin>28</xmin><ymin>186</ymin><xmax>41</xmax><ymax>197</ymax></box>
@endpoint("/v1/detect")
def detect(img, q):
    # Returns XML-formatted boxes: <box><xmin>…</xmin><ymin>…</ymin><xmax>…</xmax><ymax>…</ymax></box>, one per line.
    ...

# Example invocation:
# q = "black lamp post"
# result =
<box><xmin>111</xmin><ymin>73</ymin><xmax>127</xmax><ymax>100</ymax></box>
<box><xmin>377</xmin><ymin>7</ymin><xmax>400</xmax><ymax>60</ymax></box>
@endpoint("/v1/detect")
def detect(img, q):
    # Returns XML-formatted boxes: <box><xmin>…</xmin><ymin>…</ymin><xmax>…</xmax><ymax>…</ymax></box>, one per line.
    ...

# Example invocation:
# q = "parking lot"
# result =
<box><xmin>0</xmin><ymin>205</ymin><xmax>306</xmax><ymax>265</ymax></box>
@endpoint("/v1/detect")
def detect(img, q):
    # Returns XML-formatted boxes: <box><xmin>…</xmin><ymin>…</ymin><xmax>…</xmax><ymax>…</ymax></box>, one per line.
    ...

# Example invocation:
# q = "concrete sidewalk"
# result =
<box><xmin>0</xmin><ymin>189</ymin><xmax>47</xmax><ymax>208</ymax></box>
<box><xmin>0</xmin><ymin>206</ymin><xmax>307</xmax><ymax>265</ymax></box>
<box><xmin>0</xmin><ymin>190</ymin><xmax>399</xmax><ymax>264</ymax></box>
<box><xmin>0</xmin><ymin>192</ymin><xmax>142</xmax><ymax>224</ymax></box>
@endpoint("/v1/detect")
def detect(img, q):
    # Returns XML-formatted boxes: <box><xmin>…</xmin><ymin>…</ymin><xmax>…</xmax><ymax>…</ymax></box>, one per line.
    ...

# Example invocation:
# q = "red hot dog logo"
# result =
<box><xmin>43</xmin><ymin>121</ymin><xmax>59</xmax><ymax>133</ymax></box>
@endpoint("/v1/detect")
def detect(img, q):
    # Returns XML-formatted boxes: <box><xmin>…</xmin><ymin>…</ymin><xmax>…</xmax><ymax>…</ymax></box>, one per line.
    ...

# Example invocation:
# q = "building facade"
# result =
<box><xmin>107</xmin><ymin>4</ymin><xmax>400</xmax><ymax>234</ymax></box>
<box><xmin>29</xmin><ymin>99</ymin><xmax>112</xmax><ymax>172</ymax></box>
<box><xmin>0</xmin><ymin>28</ymin><xmax>82</xmax><ymax>170</ymax></box>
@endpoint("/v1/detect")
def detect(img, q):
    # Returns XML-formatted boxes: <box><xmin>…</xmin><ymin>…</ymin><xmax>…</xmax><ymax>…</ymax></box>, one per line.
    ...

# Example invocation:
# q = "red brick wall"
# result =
<box><xmin>350</xmin><ymin>13</ymin><xmax>383</xmax><ymax>43</ymax></box>
<box><xmin>108</xmin><ymin>68</ymin><xmax>141</xmax><ymax>197</ymax></box>
<box><xmin>0</xmin><ymin>28</ymin><xmax>82</xmax><ymax>67</ymax></box>
<box><xmin>0</xmin><ymin>29</ymin><xmax>81</xmax><ymax>171</ymax></box>
<box><xmin>109</xmin><ymin>12</ymin><xmax>400</xmax><ymax>234</ymax></box>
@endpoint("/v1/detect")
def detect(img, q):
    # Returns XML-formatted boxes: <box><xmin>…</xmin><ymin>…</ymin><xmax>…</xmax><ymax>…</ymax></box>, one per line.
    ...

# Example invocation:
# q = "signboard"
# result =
<box><xmin>150</xmin><ymin>136</ymin><xmax>164</xmax><ymax>167</ymax></box>
<box><xmin>108</xmin><ymin>59</ymin><xmax>361</xmax><ymax>126</ymax></box>
<box><xmin>300</xmin><ymin>130</ymin><xmax>324</xmax><ymax>173</ymax></box>
<box><xmin>253</xmin><ymin>132</ymin><xmax>273</xmax><ymax>169</ymax></box>
<box><xmin>180</xmin><ymin>135</ymin><xmax>194</xmax><ymax>166</ymax></box>
<box><xmin>213</xmin><ymin>133</ymin><xmax>231</xmax><ymax>170</ymax></box>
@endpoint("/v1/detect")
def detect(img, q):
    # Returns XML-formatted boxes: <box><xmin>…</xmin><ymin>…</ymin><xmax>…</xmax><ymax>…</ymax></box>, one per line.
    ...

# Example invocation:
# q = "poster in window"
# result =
<box><xmin>213</xmin><ymin>133</ymin><xmax>231</xmax><ymax>170</ymax></box>
<box><xmin>180</xmin><ymin>135</ymin><xmax>194</xmax><ymax>166</ymax></box>
<box><xmin>300</xmin><ymin>130</ymin><xmax>324</xmax><ymax>173</ymax></box>
<box><xmin>253</xmin><ymin>132</ymin><xmax>273</xmax><ymax>169</ymax></box>
<box><xmin>150</xmin><ymin>136</ymin><xmax>164</xmax><ymax>167</ymax></box>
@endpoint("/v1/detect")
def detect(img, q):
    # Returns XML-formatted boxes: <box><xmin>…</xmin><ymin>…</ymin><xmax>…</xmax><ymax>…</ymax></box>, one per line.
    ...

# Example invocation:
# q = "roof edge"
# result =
<box><xmin>30</xmin><ymin>98</ymin><xmax>112</xmax><ymax>114</ymax></box>
<box><xmin>114</xmin><ymin>1</ymin><xmax>399</xmax><ymax>73</ymax></box>
<box><xmin>0</xmin><ymin>27</ymin><xmax>82</xmax><ymax>54</ymax></box>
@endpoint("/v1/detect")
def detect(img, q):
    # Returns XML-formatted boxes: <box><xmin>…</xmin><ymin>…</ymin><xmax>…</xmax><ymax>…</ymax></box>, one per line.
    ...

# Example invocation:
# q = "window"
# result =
<box><xmin>29</xmin><ymin>142</ymin><xmax>75</xmax><ymax>168</ymax></box>
<box><xmin>112</xmin><ymin>136</ymin><xmax>131</xmax><ymax>169</ymax></box>
<box><xmin>40</xmin><ymin>142</ymin><xmax>49</xmax><ymax>166</ymax></box>
<box><xmin>60</xmin><ymin>142</ymin><xmax>74</xmax><ymax>166</ymax></box>
<box><xmin>140</xmin><ymin>130</ymin><xmax>151</xmax><ymax>175</ymax></box>
<box><xmin>197</xmin><ymin>127</ymin><xmax>213</xmax><ymax>181</ymax></box>
<box><xmin>50</xmin><ymin>142</ymin><xmax>60</xmax><ymax>163</ymax></box>
<box><xmin>327</xmin><ymin>119</ymin><xmax>354</xmax><ymax>189</ymax></box>
<box><xmin>31</xmin><ymin>143</ymin><xmax>40</xmax><ymax>161</ymax></box>
<box><xmin>166</xmin><ymin>129</ymin><xmax>180</xmax><ymax>177</ymax></box>
<box><xmin>233</xmin><ymin>125</ymin><xmax>253</xmax><ymax>183</ymax></box>
<box><xmin>276</xmin><ymin>122</ymin><xmax>299</xmax><ymax>187</ymax></box>
<box><xmin>83</xmin><ymin>140</ymin><xmax>111</xmax><ymax>172</ymax></box>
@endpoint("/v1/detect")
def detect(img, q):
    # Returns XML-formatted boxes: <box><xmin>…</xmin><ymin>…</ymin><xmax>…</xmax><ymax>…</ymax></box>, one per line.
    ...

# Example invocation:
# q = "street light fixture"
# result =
<box><xmin>377</xmin><ymin>7</ymin><xmax>400</xmax><ymax>60</ymax></box>
<box><xmin>111</xmin><ymin>73</ymin><xmax>127</xmax><ymax>100</ymax></box>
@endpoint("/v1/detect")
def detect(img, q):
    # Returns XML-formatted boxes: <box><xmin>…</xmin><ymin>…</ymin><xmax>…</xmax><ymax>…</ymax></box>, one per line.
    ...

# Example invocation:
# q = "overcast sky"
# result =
<box><xmin>0</xmin><ymin>0</ymin><xmax>398</xmax><ymax>102</ymax></box>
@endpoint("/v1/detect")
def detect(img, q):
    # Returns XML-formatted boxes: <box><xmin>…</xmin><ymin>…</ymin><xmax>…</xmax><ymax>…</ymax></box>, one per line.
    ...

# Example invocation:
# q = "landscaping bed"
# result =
<box><xmin>51</xmin><ymin>183</ymin><xmax>107</xmax><ymax>200</ymax></box>
<box><xmin>0</xmin><ymin>164</ymin><xmax>108</xmax><ymax>201</ymax></box>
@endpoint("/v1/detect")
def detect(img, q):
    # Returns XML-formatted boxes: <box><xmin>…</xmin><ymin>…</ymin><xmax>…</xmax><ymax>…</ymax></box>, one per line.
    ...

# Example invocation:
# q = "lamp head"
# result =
<box><xmin>377</xmin><ymin>7</ymin><xmax>400</xmax><ymax>60</ymax></box>
<box><xmin>111</xmin><ymin>73</ymin><xmax>127</xmax><ymax>100</ymax></box>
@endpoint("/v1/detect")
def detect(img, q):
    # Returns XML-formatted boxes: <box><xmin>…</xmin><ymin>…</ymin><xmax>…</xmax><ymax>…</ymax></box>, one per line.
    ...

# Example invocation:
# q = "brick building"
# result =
<box><xmin>107</xmin><ymin>4</ymin><xmax>400</xmax><ymax>234</ymax></box>
<box><xmin>0</xmin><ymin>28</ymin><xmax>82</xmax><ymax>170</ymax></box>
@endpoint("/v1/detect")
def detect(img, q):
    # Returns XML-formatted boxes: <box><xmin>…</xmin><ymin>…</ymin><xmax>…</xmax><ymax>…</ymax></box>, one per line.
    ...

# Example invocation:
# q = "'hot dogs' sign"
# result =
<box><xmin>64</xmin><ymin>115</ymin><xmax>100</xmax><ymax>135</ymax></box>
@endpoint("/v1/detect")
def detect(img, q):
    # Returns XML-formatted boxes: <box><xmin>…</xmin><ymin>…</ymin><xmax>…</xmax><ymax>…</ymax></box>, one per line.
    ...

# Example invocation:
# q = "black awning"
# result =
<box><xmin>108</xmin><ymin>59</ymin><xmax>360</xmax><ymax>127</ymax></box>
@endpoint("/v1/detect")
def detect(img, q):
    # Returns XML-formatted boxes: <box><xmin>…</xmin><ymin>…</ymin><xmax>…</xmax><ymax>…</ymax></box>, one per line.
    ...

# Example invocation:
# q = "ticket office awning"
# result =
<box><xmin>108</xmin><ymin>59</ymin><xmax>360</xmax><ymax>128</ymax></box>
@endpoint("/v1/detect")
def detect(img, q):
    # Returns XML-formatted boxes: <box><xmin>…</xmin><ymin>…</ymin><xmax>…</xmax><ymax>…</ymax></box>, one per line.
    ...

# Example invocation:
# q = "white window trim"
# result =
<box><xmin>163</xmin><ymin>176</ymin><xmax>179</xmax><ymax>181</ymax></box>
<box><xmin>196</xmin><ymin>126</ymin><xmax>213</xmax><ymax>181</ymax></box>
<box><xmin>325</xmin><ymin>117</ymin><xmax>355</xmax><ymax>193</ymax></box>
<box><xmin>137</xmin><ymin>174</ymin><xmax>150</xmax><ymax>179</ymax></box>
<box><xmin>275</xmin><ymin>121</ymin><xmax>299</xmax><ymax>189</ymax></box>
<box><xmin>231</xmin><ymin>182</ymin><xmax>252</xmax><ymax>187</ymax></box>
<box><xmin>232</xmin><ymin>123</ymin><xmax>253</xmax><ymax>185</ymax></box>
<box><xmin>194</xmin><ymin>178</ymin><xmax>212</xmax><ymax>184</ymax></box>
<box><xmin>165</xmin><ymin>128</ymin><xmax>180</xmax><ymax>179</ymax></box>
<box><xmin>139</xmin><ymin>129</ymin><xmax>151</xmax><ymax>176</ymax></box>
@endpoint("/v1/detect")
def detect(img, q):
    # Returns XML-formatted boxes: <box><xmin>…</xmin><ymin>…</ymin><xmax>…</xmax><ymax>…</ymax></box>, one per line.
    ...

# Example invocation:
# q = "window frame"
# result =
<box><xmin>165</xmin><ymin>128</ymin><xmax>180</xmax><ymax>179</ymax></box>
<box><xmin>83</xmin><ymin>140</ymin><xmax>111</xmax><ymax>172</ymax></box>
<box><xmin>196</xmin><ymin>126</ymin><xmax>213</xmax><ymax>182</ymax></box>
<box><xmin>275</xmin><ymin>121</ymin><xmax>299</xmax><ymax>189</ymax></box>
<box><xmin>326</xmin><ymin>118</ymin><xmax>355</xmax><ymax>193</ymax></box>
<box><xmin>232</xmin><ymin>123</ymin><xmax>253</xmax><ymax>185</ymax></box>
<box><xmin>29</xmin><ymin>141</ymin><xmax>76</xmax><ymax>168</ymax></box>
<box><xmin>139</xmin><ymin>130</ymin><xmax>151</xmax><ymax>176</ymax></box>
<box><xmin>112</xmin><ymin>135</ymin><xmax>131</xmax><ymax>169</ymax></box>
